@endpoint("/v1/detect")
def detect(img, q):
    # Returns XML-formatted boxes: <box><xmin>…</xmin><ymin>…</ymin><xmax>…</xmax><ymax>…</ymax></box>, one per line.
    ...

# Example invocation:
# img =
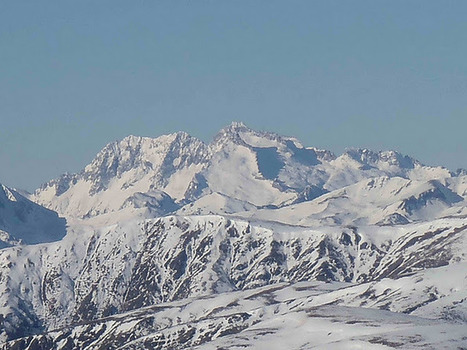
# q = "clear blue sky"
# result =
<box><xmin>1</xmin><ymin>1</ymin><xmax>466</xmax><ymax>191</ymax></box>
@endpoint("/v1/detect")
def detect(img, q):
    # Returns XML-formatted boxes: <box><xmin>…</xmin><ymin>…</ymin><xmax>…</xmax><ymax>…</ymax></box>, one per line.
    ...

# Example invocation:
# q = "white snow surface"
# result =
<box><xmin>1</xmin><ymin>215</ymin><xmax>466</xmax><ymax>346</ymax></box>
<box><xmin>4</xmin><ymin>280</ymin><xmax>466</xmax><ymax>349</ymax></box>
<box><xmin>0</xmin><ymin>184</ymin><xmax>66</xmax><ymax>246</ymax></box>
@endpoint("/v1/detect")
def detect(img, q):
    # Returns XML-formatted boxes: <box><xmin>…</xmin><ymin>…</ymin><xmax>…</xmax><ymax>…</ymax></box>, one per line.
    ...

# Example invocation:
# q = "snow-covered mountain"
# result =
<box><xmin>1</xmin><ymin>122</ymin><xmax>467</xmax><ymax>348</ymax></box>
<box><xmin>1</xmin><ymin>216</ymin><xmax>466</xmax><ymax>348</ymax></box>
<box><xmin>0</xmin><ymin>184</ymin><xmax>66</xmax><ymax>247</ymax></box>
<box><xmin>238</xmin><ymin>176</ymin><xmax>464</xmax><ymax>226</ymax></box>
<box><xmin>32</xmin><ymin>122</ymin><xmax>465</xmax><ymax>226</ymax></box>
<box><xmin>6</xmin><ymin>280</ymin><xmax>467</xmax><ymax>350</ymax></box>
<box><xmin>32</xmin><ymin>132</ymin><xmax>208</xmax><ymax>221</ymax></box>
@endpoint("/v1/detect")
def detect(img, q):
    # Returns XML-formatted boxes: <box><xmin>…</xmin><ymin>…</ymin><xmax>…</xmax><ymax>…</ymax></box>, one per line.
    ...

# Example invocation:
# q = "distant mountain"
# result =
<box><xmin>31</xmin><ymin>122</ymin><xmax>464</xmax><ymax>226</ymax></box>
<box><xmin>32</xmin><ymin>132</ymin><xmax>208</xmax><ymax>221</ymax></box>
<box><xmin>242</xmin><ymin>176</ymin><xmax>464</xmax><ymax>226</ymax></box>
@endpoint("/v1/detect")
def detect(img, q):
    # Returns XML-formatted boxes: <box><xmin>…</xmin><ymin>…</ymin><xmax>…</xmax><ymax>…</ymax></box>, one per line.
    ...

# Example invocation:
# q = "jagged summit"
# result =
<box><xmin>222</xmin><ymin>120</ymin><xmax>249</xmax><ymax>132</ymax></box>
<box><xmin>30</xmin><ymin>122</ymin><xmax>465</xmax><ymax>224</ymax></box>
<box><xmin>213</xmin><ymin>121</ymin><xmax>268</xmax><ymax>147</ymax></box>
<box><xmin>212</xmin><ymin>121</ymin><xmax>302</xmax><ymax>148</ymax></box>
<box><xmin>83</xmin><ymin>130</ymin><xmax>207</xmax><ymax>187</ymax></box>
<box><xmin>343</xmin><ymin>148</ymin><xmax>419</xmax><ymax>169</ymax></box>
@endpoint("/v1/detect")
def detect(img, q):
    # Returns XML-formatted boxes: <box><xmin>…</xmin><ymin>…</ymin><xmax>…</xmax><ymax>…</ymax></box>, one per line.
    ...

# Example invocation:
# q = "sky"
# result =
<box><xmin>1</xmin><ymin>1</ymin><xmax>467</xmax><ymax>191</ymax></box>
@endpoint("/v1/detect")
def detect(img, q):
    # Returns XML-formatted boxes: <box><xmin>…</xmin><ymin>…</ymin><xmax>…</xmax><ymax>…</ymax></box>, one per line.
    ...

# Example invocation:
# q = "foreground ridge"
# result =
<box><xmin>0</xmin><ymin>215</ymin><xmax>466</xmax><ymax>347</ymax></box>
<box><xmin>5</xmin><ymin>280</ymin><xmax>467</xmax><ymax>350</ymax></box>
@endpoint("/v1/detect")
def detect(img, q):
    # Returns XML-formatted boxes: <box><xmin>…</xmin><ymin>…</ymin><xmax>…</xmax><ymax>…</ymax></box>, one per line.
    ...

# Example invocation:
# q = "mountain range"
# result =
<box><xmin>1</xmin><ymin>122</ymin><xmax>466</xmax><ymax>349</ymax></box>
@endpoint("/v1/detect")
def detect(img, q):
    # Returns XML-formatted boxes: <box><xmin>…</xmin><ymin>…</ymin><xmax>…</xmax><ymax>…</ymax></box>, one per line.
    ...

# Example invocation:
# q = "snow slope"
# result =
<box><xmin>238</xmin><ymin>176</ymin><xmax>464</xmax><ymax>226</ymax></box>
<box><xmin>4</xmin><ymin>281</ymin><xmax>467</xmax><ymax>350</ymax></box>
<box><xmin>0</xmin><ymin>215</ymin><xmax>466</xmax><ymax>343</ymax></box>
<box><xmin>0</xmin><ymin>184</ymin><xmax>66</xmax><ymax>247</ymax></box>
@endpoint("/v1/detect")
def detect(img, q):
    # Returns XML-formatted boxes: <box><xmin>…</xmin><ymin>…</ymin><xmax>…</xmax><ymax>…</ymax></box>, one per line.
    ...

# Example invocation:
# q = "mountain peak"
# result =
<box><xmin>118</xmin><ymin>131</ymin><xmax>195</xmax><ymax>148</ymax></box>
<box><xmin>121</xmin><ymin>134</ymin><xmax>143</xmax><ymax>143</ymax></box>
<box><xmin>31</xmin><ymin>123</ymin><xmax>463</xmax><ymax>222</ymax></box>
<box><xmin>81</xmin><ymin>131</ymin><xmax>208</xmax><ymax>194</ymax></box>
<box><xmin>212</xmin><ymin>122</ymin><xmax>293</xmax><ymax>149</ymax></box>
<box><xmin>217</xmin><ymin>121</ymin><xmax>250</xmax><ymax>137</ymax></box>
<box><xmin>1</xmin><ymin>184</ymin><xmax>18</xmax><ymax>202</ymax></box>
<box><xmin>343</xmin><ymin>148</ymin><xmax>418</xmax><ymax>169</ymax></box>
<box><xmin>378</xmin><ymin>150</ymin><xmax>419</xmax><ymax>168</ymax></box>
<box><xmin>226</xmin><ymin>121</ymin><xmax>248</xmax><ymax>130</ymax></box>
<box><xmin>211</xmin><ymin>121</ymin><xmax>252</xmax><ymax>148</ymax></box>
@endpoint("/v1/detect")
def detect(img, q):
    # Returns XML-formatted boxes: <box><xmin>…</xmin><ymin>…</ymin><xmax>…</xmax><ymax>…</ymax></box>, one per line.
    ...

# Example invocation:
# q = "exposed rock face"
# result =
<box><xmin>1</xmin><ymin>215</ymin><xmax>466</xmax><ymax>344</ymax></box>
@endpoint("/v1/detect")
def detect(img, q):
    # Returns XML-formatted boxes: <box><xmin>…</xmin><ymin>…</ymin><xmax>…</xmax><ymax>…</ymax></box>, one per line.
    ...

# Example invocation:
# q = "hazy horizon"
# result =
<box><xmin>1</xmin><ymin>1</ymin><xmax>466</xmax><ymax>191</ymax></box>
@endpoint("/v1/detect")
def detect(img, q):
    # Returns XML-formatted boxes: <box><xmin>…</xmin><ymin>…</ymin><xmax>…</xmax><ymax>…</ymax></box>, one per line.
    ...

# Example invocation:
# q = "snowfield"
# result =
<box><xmin>3</xmin><ymin>281</ymin><xmax>467</xmax><ymax>349</ymax></box>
